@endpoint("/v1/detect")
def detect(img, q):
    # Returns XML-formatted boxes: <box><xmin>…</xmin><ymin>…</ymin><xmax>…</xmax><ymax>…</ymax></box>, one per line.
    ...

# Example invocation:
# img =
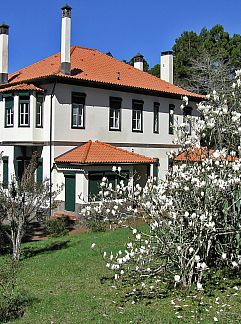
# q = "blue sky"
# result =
<box><xmin>1</xmin><ymin>0</ymin><xmax>241</xmax><ymax>73</ymax></box>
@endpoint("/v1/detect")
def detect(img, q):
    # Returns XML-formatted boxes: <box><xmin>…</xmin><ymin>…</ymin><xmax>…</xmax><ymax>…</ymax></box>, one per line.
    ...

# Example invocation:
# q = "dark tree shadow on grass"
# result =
<box><xmin>21</xmin><ymin>240</ymin><xmax>70</xmax><ymax>259</ymax></box>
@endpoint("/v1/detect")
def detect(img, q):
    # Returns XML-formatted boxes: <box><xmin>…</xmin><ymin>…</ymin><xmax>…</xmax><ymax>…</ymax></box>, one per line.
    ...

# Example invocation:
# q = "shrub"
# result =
<box><xmin>0</xmin><ymin>258</ymin><xmax>29</xmax><ymax>322</ymax></box>
<box><xmin>86</xmin><ymin>219</ymin><xmax>106</xmax><ymax>232</ymax></box>
<box><xmin>45</xmin><ymin>218</ymin><xmax>69</xmax><ymax>237</ymax></box>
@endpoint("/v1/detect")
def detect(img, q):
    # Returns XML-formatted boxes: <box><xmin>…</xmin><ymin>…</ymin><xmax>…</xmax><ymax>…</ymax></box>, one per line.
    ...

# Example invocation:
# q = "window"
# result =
<box><xmin>153</xmin><ymin>102</ymin><xmax>159</xmax><ymax>133</ymax></box>
<box><xmin>71</xmin><ymin>92</ymin><xmax>86</xmax><ymax>128</ymax></box>
<box><xmin>19</xmin><ymin>95</ymin><xmax>30</xmax><ymax>127</ymax></box>
<box><xmin>183</xmin><ymin>106</ymin><xmax>192</xmax><ymax>135</ymax></box>
<box><xmin>169</xmin><ymin>104</ymin><xmax>175</xmax><ymax>134</ymax></box>
<box><xmin>109</xmin><ymin>97</ymin><xmax>122</xmax><ymax>131</ymax></box>
<box><xmin>36</xmin><ymin>95</ymin><xmax>44</xmax><ymax>128</ymax></box>
<box><xmin>132</xmin><ymin>100</ymin><xmax>143</xmax><ymax>132</ymax></box>
<box><xmin>5</xmin><ymin>96</ymin><xmax>14</xmax><ymax>127</ymax></box>
<box><xmin>2</xmin><ymin>156</ymin><xmax>8</xmax><ymax>189</ymax></box>
<box><xmin>37</xmin><ymin>158</ymin><xmax>43</xmax><ymax>183</ymax></box>
<box><xmin>89</xmin><ymin>170</ymin><xmax>129</xmax><ymax>201</ymax></box>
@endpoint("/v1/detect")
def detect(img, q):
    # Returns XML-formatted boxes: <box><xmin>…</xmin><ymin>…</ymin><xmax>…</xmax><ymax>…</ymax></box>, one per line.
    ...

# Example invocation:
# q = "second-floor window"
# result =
<box><xmin>36</xmin><ymin>95</ymin><xmax>44</xmax><ymax>128</ymax></box>
<box><xmin>72</xmin><ymin>92</ymin><xmax>86</xmax><ymax>129</ymax></box>
<box><xmin>132</xmin><ymin>100</ymin><xmax>143</xmax><ymax>132</ymax></box>
<box><xmin>153</xmin><ymin>102</ymin><xmax>159</xmax><ymax>133</ymax></box>
<box><xmin>19</xmin><ymin>95</ymin><xmax>30</xmax><ymax>127</ymax></box>
<box><xmin>169</xmin><ymin>104</ymin><xmax>175</xmax><ymax>134</ymax></box>
<box><xmin>109</xmin><ymin>97</ymin><xmax>121</xmax><ymax>131</ymax></box>
<box><xmin>5</xmin><ymin>96</ymin><xmax>14</xmax><ymax>127</ymax></box>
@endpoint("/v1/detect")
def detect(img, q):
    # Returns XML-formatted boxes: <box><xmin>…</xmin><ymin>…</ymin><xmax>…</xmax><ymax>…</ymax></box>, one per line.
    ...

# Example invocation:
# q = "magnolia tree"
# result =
<box><xmin>0</xmin><ymin>156</ymin><xmax>60</xmax><ymax>261</ymax></box>
<box><xmin>84</xmin><ymin>70</ymin><xmax>241</xmax><ymax>293</ymax></box>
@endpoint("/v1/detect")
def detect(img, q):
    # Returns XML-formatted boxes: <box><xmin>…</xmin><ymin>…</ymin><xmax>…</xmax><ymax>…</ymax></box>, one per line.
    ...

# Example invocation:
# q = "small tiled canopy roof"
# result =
<box><xmin>0</xmin><ymin>46</ymin><xmax>204</xmax><ymax>100</ymax></box>
<box><xmin>175</xmin><ymin>147</ymin><xmax>237</xmax><ymax>162</ymax></box>
<box><xmin>0</xmin><ymin>83</ymin><xmax>44</xmax><ymax>93</ymax></box>
<box><xmin>55</xmin><ymin>140</ymin><xmax>155</xmax><ymax>164</ymax></box>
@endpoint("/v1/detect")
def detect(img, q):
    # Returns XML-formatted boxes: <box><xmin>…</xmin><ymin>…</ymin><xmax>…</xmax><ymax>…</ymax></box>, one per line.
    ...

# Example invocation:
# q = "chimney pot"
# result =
<box><xmin>0</xmin><ymin>22</ymin><xmax>9</xmax><ymax>84</ymax></box>
<box><xmin>133</xmin><ymin>52</ymin><xmax>144</xmax><ymax>71</ymax></box>
<box><xmin>160</xmin><ymin>51</ymin><xmax>173</xmax><ymax>84</ymax></box>
<box><xmin>61</xmin><ymin>4</ymin><xmax>72</xmax><ymax>75</ymax></box>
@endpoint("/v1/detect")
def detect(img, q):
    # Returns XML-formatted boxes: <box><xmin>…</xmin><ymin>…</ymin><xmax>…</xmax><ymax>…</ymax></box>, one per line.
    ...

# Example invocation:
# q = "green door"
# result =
<box><xmin>65</xmin><ymin>174</ymin><xmax>76</xmax><ymax>212</ymax></box>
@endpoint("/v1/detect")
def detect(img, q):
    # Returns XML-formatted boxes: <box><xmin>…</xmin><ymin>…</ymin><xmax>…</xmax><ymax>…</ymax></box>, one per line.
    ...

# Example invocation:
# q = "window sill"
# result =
<box><xmin>71</xmin><ymin>126</ymin><xmax>85</xmax><ymax>129</ymax></box>
<box><xmin>132</xmin><ymin>129</ymin><xmax>143</xmax><ymax>133</ymax></box>
<box><xmin>109</xmin><ymin>128</ymin><xmax>121</xmax><ymax>132</ymax></box>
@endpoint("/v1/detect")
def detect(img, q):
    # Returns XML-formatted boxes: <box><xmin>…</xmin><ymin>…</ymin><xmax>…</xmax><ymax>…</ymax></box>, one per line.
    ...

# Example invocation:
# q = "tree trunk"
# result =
<box><xmin>11</xmin><ymin>228</ymin><xmax>22</xmax><ymax>262</ymax></box>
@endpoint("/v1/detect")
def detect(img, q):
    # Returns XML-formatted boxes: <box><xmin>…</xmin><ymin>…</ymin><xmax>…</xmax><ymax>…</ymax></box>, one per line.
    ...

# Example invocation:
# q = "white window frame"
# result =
<box><xmin>19</xmin><ymin>102</ymin><xmax>30</xmax><ymax>127</ymax></box>
<box><xmin>36</xmin><ymin>97</ymin><xmax>43</xmax><ymax>128</ymax></box>
<box><xmin>132</xmin><ymin>101</ymin><xmax>143</xmax><ymax>132</ymax></box>
<box><xmin>6</xmin><ymin>107</ymin><xmax>14</xmax><ymax>127</ymax></box>
<box><xmin>72</xmin><ymin>103</ymin><xmax>84</xmax><ymax>128</ymax></box>
<box><xmin>153</xmin><ymin>103</ymin><xmax>159</xmax><ymax>133</ymax></box>
<box><xmin>110</xmin><ymin>108</ymin><xmax>120</xmax><ymax>130</ymax></box>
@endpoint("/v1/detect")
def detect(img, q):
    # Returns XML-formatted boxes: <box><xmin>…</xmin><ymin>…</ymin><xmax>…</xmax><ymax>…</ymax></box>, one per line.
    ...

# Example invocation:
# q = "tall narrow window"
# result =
<box><xmin>71</xmin><ymin>92</ymin><xmax>86</xmax><ymax>129</ymax></box>
<box><xmin>2</xmin><ymin>156</ymin><xmax>9</xmax><ymax>189</ymax></box>
<box><xmin>132</xmin><ymin>100</ymin><xmax>143</xmax><ymax>132</ymax></box>
<box><xmin>109</xmin><ymin>97</ymin><xmax>122</xmax><ymax>131</ymax></box>
<box><xmin>153</xmin><ymin>102</ymin><xmax>159</xmax><ymax>133</ymax></box>
<box><xmin>37</xmin><ymin>158</ymin><xmax>43</xmax><ymax>184</ymax></box>
<box><xmin>169</xmin><ymin>104</ymin><xmax>175</xmax><ymax>135</ymax></box>
<box><xmin>19</xmin><ymin>95</ymin><xmax>30</xmax><ymax>127</ymax></box>
<box><xmin>183</xmin><ymin>106</ymin><xmax>192</xmax><ymax>135</ymax></box>
<box><xmin>36</xmin><ymin>95</ymin><xmax>44</xmax><ymax>128</ymax></box>
<box><xmin>5</xmin><ymin>96</ymin><xmax>14</xmax><ymax>127</ymax></box>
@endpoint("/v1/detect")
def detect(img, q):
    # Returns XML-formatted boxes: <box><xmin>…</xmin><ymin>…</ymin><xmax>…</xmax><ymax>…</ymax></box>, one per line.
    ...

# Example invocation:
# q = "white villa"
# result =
<box><xmin>0</xmin><ymin>5</ymin><xmax>202</xmax><ymax>212</ymax></box>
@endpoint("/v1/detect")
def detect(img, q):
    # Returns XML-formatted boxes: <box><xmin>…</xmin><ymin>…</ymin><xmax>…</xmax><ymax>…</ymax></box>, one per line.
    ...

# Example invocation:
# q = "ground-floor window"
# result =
<box><xmin>88</xmin><ymin>170</ymin><xmax>129</xmax><ymax>201</ymax></box>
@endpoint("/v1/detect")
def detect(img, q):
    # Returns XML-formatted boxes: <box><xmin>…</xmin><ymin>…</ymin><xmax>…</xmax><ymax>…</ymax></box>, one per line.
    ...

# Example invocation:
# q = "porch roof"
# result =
<box><xmin>55</xmin><ymin>140</ymin><xmax>155</xmax><ymax>164</ymax></box>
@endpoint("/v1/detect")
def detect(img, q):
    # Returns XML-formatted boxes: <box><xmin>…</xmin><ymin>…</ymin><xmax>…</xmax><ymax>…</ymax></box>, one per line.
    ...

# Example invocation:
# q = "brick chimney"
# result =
<box><xmin>160</xmin><ymin>51</ymin><xmax>173</xmax><ymax>84</ymax></box>
<box><xmin>133</xmin><ymin>53</ymin><xmax>144</xmax><ymax>71</ymax></box>
<box><xmin>0</xmin><ymin>23</ymin><xmax>9</xmax><ymax>84</ymax></box>
<box><xmin>61</xmin><ymin>4</ymin><xmax>72</xmax><ymax>75</ymax></box>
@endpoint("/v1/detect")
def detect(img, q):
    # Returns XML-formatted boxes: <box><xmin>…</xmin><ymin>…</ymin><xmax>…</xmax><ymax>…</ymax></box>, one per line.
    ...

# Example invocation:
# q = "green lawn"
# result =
<box><xmin>2</xmin><ymin>228</ymin><xmax>241</xmax><ymax>324</ymax></box>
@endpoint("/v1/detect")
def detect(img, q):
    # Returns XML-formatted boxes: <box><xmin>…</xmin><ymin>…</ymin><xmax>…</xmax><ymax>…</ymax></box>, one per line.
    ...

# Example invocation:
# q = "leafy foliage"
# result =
<box><xmin>45</xmin><ymin>218</ymin><xmax>69</xmax><ymax>237</ymax></box>
<box><xmin>173</xmin><ymin>25</ymin><xmax>241</xmax><ymax>94</ymax></box>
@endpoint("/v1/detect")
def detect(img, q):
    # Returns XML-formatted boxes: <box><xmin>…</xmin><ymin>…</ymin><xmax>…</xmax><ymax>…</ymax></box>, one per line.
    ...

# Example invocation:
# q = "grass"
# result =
<box><xmin>1</xmin><ymin>228</ymin><xmax>241</xmax><ymax>323</ymax></box>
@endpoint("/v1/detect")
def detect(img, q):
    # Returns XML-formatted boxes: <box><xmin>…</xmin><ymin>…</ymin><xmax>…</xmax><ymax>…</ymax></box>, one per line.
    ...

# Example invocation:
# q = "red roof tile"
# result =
<box><xmin>175</xmin><ymin>147</ymin><xmax>237</xmax><ymax>162</ymax></box>
<box><xmin>55</xmin><ymin>140</ymin><xmax>155</xmax><ymax>164</ymax></box>
<box><xmin>0</xmin><ymin>83</ymin><xmax>44</xmax><ymax>93</ymax></box>
<box><xmin>1</xmin><ymin>46</ymin><xmax>203</xmax><ymax>100</ymax></box>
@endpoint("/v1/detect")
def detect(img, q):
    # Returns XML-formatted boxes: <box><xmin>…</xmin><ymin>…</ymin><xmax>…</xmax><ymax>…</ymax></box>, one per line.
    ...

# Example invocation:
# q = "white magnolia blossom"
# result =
<box><xmin>83</xmin><ymin>74</ymin><xmax>241</xmax><ymax>296</ymax></box>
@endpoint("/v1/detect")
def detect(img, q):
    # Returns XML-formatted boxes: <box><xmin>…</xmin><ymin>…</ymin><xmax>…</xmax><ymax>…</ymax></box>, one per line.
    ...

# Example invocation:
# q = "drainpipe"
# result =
<box><xmin>49</xmin><ymin>80</ymin><xmax>57</xmax><ymax>217</ymax></box>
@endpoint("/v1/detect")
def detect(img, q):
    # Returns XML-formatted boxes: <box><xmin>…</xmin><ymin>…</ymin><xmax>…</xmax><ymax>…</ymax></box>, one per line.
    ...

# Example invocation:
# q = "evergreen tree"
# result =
<box><xmin>173</xmin><ymin>25</ymin><xmax>241</xmax><ymax>94</ymax></box>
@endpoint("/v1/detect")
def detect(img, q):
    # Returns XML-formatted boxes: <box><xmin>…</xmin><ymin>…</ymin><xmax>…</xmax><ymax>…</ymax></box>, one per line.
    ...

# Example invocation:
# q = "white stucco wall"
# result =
<box><xmin>0</xmin><ymin>81</ymin><xmax>200</xmax><ymax>208</ymax></box>
<box><xmin>51</xmin><ymin>83</ymin><xmax>198</xmax><ymax>178</ymax></box>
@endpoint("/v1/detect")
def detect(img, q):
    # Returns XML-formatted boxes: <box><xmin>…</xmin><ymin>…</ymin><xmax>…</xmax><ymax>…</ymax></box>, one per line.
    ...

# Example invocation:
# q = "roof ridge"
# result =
<box><xmin>83</xmin><ymin>140</ymin><xmax>92</xmax><ymax>162</ymax></box>
<box><xmin>96</xmin><ymin>140</ymin><xmax>154</xmax><ymax>161</ymax></box>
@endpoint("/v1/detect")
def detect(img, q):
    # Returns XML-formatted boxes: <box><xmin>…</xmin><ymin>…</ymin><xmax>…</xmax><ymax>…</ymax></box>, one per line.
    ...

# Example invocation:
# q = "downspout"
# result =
<box><xmin>49</xmin><ymin>79</ymin><xmax>57</xmax><ymax>217</ymax></box>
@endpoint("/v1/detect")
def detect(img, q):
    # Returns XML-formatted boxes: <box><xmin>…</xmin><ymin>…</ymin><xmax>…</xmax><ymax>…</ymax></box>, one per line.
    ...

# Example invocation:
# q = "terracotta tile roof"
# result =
<box><xmin>55</xmin><ymin>140</ymin><xmax>155</xmax><ymax>164</ymax></box>
<box><xmin>174</xmin><ymin>147</ymin><xmax>237</xmax><ymax>162</ymax></box>
<box><xmin>1</xmin><ymin>46</ymin><xmax>203</xmax><ymax>100</ymax></box>
<box><xmin>0</xmin><ymin>83</ymin><xmax>44</xmax><ymax>93</ymax></box>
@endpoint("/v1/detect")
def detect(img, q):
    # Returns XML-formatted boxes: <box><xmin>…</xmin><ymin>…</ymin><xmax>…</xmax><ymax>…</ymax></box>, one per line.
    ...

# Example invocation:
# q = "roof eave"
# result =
<box><xmin>4</xmin><ymin>75</ymin><xmax>204</xmax><ymax>102</ymax></box>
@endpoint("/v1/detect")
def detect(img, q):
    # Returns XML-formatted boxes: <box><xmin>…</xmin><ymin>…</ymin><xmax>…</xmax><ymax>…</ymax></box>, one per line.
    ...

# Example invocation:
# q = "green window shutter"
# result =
<box><xmin>2</xmin><ymin>156</ymin><xmax>9</xmax><ymax>188</ymax></box>
<box><xmin>3</xmin><ymin>93</ymin><xmax>13</xmax><ymax>98</ymax></box>
<box><xmin>5</xmin><ymin>96</ymin><xmax>13</xmax><ymax>109</ymax></box>
<box><xmin>88</xmin><ymin>171</ymin><xmax>103</xmax><ymax>201</ymax></box>
<box><xmin>64</xmin><ymin>173</ymin><xmax>76</xmax><ymax>212</ymax></box>
<box><xmin>37</xmin><ymin>158</ymin><xmax>43</xmax><ymax>184</ymax></box>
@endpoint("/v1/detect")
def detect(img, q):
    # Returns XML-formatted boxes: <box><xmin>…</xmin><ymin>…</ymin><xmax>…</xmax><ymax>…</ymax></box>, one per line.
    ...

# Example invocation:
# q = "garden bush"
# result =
<box><xmin>45</xmin><ymin>218</ymin><xmax>69</xmax><ymax>237</ymax></box>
